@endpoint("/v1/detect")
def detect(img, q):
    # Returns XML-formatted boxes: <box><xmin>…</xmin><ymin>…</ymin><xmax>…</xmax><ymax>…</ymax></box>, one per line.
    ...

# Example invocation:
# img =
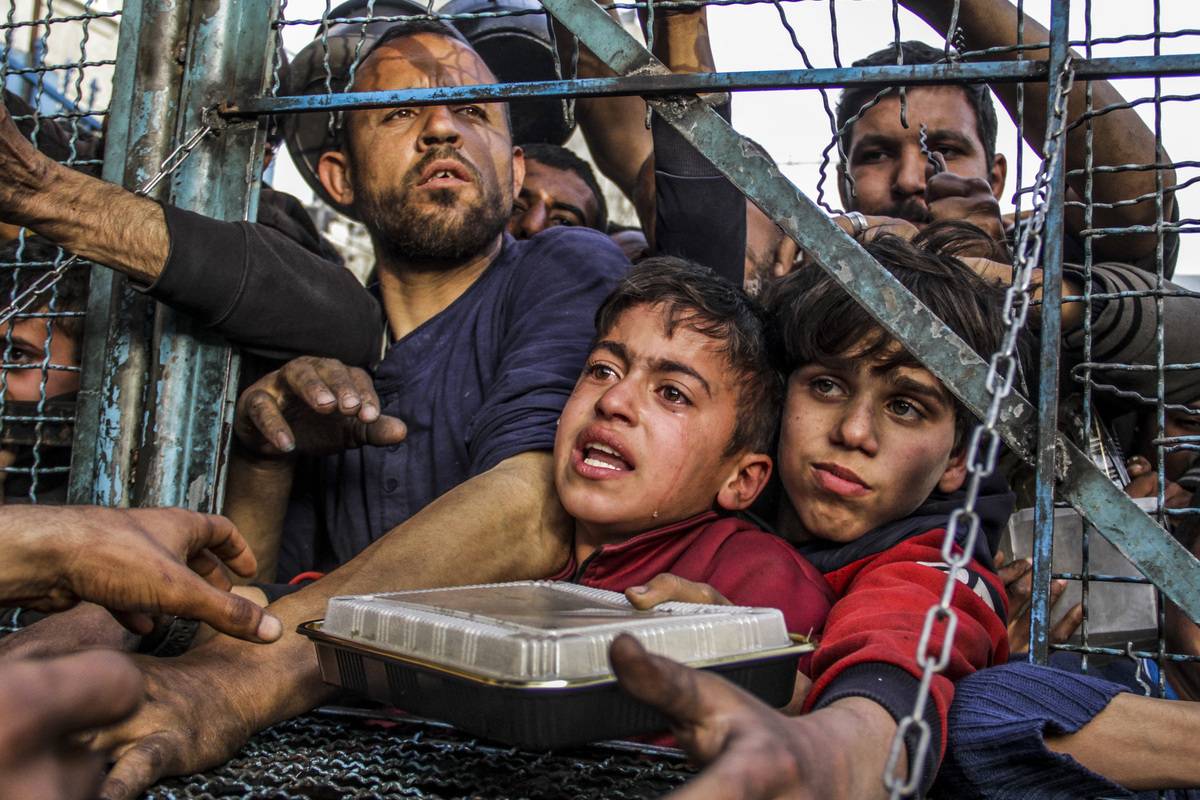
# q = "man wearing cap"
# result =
<box><xmin>74</xmin><ymin>21</ymin><xmax>628</xmax><ymax>797</ymax></box>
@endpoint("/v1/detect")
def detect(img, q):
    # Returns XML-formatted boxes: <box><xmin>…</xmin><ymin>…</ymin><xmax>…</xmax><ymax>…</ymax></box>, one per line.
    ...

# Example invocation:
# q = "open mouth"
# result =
<box><xmin>417</xmin><ymin>159</ymin><xmax>472</xmax><ymax>187</ymax></box>
<box><xmin>581</xmin><ymin>441</ymin><xmax>634</xmax><ymax>472</ymax></box>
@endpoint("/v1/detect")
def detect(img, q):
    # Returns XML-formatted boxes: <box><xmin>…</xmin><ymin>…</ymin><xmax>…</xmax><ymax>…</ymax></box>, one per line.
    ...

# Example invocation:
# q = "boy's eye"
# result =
<box><xmin>809</xmin><ymin>377</ymin><xmax>843</xmax><ymax>397</ymax></box>
<box><xmin>658</xmin><ymin>385</ymin><xmax>691</xmax><ymax>406</ymax></box>
<box><xmin>511</xmin><ymin>201</ymin><xmax>527</xmax><ymax>217</ymax></box>
<box><xmin>887</xmin><ymin>398</ymin><xmax>924</xmax><ymax>420</ymax></box>
<box><xmin>586</xmin><ymin>362</ymin><xmax>617</xmax><ymax>381</ymax></box>
<box><xmin>549</xmin><ymin>214</ymin><xmax>577</xmax><ymax>227</ymax></box>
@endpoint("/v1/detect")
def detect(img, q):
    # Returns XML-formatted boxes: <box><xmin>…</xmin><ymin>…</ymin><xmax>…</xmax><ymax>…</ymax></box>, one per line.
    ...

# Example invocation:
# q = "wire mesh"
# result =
<box><xmin>0</xmin><ymin>0</ymin><xmax>118</xmax><ymax>637</ymax></box>
<box><xmin>148</xmin><ymin>710</ymin><xmax>696</xmax><ymax>799</ymax></box>
<box><xmin>0</xmin><ymin>1</ymin><xmax>115</xmax><ymax>511</ymax></box>
<box><xmin>2</xmin><ymin>0</ymin><xmax>1200</xmax><ymax>794</ymax></box>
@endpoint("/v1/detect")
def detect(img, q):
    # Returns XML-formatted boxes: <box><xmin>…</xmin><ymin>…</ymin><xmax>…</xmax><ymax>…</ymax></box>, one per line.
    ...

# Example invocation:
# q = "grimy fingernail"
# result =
<box><xmin>629</xmin><ymin>585</ymin><xmax>647</xmax><ymax>594</ymax></box>
<box><xmin>257</xmin><ymin>614</ymin><xmax>283</xmax><ymax>642</ymax></box>
<box><xmin>316</xmin><ymin>390</ymin><xmax>335</xmax><ymax>405</ymax></box>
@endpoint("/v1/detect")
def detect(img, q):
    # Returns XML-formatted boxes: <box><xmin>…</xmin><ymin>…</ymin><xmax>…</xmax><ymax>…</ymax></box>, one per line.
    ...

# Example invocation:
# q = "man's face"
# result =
<box><xmin>508</xmin><ymin>158</ymin><xmax>601</xmax><ymax>238</ymax></box>
<box><xmin>0</xmin><ymin>314</ymin><xmax>79</xmax><ymax>403</ymax></box>
<box><xmin>554</xmin><ymin>303</ymin><xmax>756</xmax><ymax>541</ymax></box>
<box><xmin>777</xmin><ymin>339</ymin><xmax>966</xmax><ymax>543</ymax></box>
<box><xmin>320</xmin><ymin>33</ymin><xmax>522</xmax><ymax>263</ymax></box>
<box><xmin>840</xmin><ymin>86</ymin><xmax>1003</xmax><ymax>223</ymax></box>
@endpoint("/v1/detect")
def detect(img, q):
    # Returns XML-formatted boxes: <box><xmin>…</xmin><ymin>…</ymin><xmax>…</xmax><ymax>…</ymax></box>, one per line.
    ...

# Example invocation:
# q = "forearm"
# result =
<box><xmin>1046</xmin><ymin>692</ymin><xmax>1200</xmax><ymax>789</ymax></box>
<box><xmin>185</xmin><ymin>451</ymin><xmax>572</xmax><ymax>730</ymax></box>
<box><xmin>805</xmin><ymin>698</ymin><xmax>901</xmax><ymax>800</ymax></box>
<box><xmin>221</xmin><ymin>450</ymin><xmax>295</xmax><ymax>584</ymax></box>
<box><xmin>904</xmin><ymin>0</ymin><xmax>1173</xmax><ymax>259</ymax></box>
<box><xmin>0</xmin><ymin>136</ymin><xmax>167</xmax><ymax>283</ymax></box>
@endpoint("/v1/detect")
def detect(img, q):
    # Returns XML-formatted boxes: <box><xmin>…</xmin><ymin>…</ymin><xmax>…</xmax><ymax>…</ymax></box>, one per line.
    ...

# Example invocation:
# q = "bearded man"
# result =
<box><xmin>214</xmin><ymin>21</ymin><xmax>629</xmax><ymax>587</ymax></box>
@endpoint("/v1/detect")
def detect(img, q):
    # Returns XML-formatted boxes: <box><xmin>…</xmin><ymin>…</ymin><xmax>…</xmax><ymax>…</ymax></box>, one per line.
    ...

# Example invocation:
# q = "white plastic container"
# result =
<box><xmin>1002</xmin><ymin>499</ymin><xmax>1160</xmax><ymax>647</ymax></box>
<box><xmin>321</xmin><ymin>580</ymin><xmax>794</xmax><ymax>681</ymax></box>
<box><xmin>302</xmin><ymin>581</ymin><xmax>810</xmax><ymax>749</ymax></box>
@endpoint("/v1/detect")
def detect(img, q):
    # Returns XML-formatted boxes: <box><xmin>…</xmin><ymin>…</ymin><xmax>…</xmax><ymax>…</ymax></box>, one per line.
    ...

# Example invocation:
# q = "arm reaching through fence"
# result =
<box><xmin>0</xmin><ymin>99</ymin><xmax>384</xmax><ymax>367</ymax></box>
<box><xmin>901</xmin><ymin>0</ymin><xmax>1177</xmax><ymax>269</ymax></box>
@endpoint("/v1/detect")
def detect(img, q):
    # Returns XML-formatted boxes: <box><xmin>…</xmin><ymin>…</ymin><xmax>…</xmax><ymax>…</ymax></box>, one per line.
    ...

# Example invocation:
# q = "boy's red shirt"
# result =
<box><xmin>803</xmin><ymin>527</ymin><xmax>1010</xmax><ymax>790</ymax></box>
<box><xmin>551</xmin><ymin>510</ymin><xmax>834</xmax><ymax>674</ymax></box>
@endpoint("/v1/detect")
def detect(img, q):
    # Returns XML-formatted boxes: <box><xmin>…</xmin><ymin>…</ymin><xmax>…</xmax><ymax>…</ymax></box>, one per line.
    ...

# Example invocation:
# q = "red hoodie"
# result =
<box><xmin>802</xmin><ymin>528</ymin><xmax>1010</xmax><ymax>792</ymax></box>
<box><xmin>553</xmin><ymin>511</ymin><xmax>834</xmax><ymax>675</ymax></box>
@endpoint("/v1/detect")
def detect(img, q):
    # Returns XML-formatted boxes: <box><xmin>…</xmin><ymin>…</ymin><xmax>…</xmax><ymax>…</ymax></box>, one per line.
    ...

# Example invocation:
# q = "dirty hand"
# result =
<box><xmin>924</xmin><ymin>153</ymin><xmax>1007</xmax><ymax>249</ymax></box>
<box><xmin>0</xmin><ymin>651</ymin><xmax>142</xmax><ymax>800</ymax></box>
<box><xmin>234</xmin><ymin>356</ymin><xmax>407</xmax><ymax>457</ymax></box>
<box><xmin>995</xmin><ymin>549</ymin><xmax>1082</xmax><ymax>655</ymax></box>
<box><xmin>625</xmin><ymin>574</ymin><xmax>732</xmax><ymax>609</ymax></box>
<box><xmin>0</xmin><ymin>504</ymin><xmax>281</xmax><ymax>644</ymax></box>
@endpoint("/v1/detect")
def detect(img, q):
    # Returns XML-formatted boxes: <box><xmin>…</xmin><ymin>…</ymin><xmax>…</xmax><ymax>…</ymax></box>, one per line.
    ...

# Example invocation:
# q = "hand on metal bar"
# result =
<box><xmin>0</xmin><ymin>122</ymin><xmax>214</xmax><ymax>331</ymax></box>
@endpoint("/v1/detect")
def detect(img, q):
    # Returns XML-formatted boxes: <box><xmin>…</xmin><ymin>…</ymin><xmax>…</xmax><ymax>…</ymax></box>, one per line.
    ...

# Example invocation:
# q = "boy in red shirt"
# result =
<box><xmin>550</xmin><ymin>256</ymin><xmax>834</xmax><ymax>676</ymax></box>
<box><xmin>613</xmin><ymin>228</ymin><xmax>1013</xmax><ymax>797</ymax></box>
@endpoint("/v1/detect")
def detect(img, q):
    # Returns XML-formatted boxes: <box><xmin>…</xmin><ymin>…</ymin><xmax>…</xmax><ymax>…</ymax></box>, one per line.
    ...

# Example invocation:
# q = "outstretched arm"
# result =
<box><xmin>0</xmin><ymin>100</ymin><xmax>167</xmax><ymax>283</ymax></box>
<box><xmin>902</xmin><ymin>0</ymin><xmax>1176</xmax><ymax>264</ymax></box>
<box><xmin>94</xmin><ymin>449</ymin><xmax>571</xmax><ymax>800</ymax></box>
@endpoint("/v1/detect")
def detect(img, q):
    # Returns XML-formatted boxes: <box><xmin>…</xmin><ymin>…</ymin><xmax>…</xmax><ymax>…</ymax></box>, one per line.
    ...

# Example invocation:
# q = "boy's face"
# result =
<box><xmin>777</xmin><ymin>339</ymin><xmax>967</xmax><ymax>543</ymax></box>
<box><xmin>0</xmin><ymin>314</ymin><xmax>79</xmax><ymax>403</ymax></box>
<box><xmin>554</xmin><ymin>303</ymin><xmax>768</xmax><ymax>541</ymax></box>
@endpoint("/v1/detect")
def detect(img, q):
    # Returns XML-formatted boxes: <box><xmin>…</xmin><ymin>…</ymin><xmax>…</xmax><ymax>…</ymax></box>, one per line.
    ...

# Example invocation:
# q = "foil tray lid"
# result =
<box><xmin>323</xmin><ymin>581</ymin><xmax>791</xmax><ymax>682</ymax></box>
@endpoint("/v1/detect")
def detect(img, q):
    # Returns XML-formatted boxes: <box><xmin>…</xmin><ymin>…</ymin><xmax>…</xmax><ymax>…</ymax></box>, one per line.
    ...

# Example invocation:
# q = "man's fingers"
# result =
<box><xmin>243</xmin><ymin>387</ymin><xmax>296</xmax><ymax>453</ymax></box>
<box><xmin>998</xmin><ymin>556</ymin><xmax>1032</xmax><ymax>587</ymax></box>
<box><xmin>187</xmin><ymin>551</ymin><xmax>233</xmax><ymax>591</ymax></box>
<box><xmin>347</xmin><ymin>367</ymin><xmax>383</xmax><ymax>422</ymax></box>
<box><xmin>155</xmin><ymin>572</ymin><xmax>281</xmax><ymax>644</ymax></box>
<box><xmin>313</xmin><ymin>359</ymin><xmax>369</xmax><ymax>416</ymax></box>
<box><xmin>1051</xmin><ymin>602</ymin><xmax>1084</xmax><ymax>644</ymax></box>
<box><xmin>359</xmin><ymin>416</ymin><xmax>408</xmax><ymax>447</ymax></box>
<box><xmin>610</xmin><ymin>633</ymin><xmax>756</xmax><ymax>730</ymax></box>
<box><xmin>1</xmin><ymin>652</ymin><xmax>142</xmax><ymax>742</ymax></box>
<box><xmin>178</xmin><ymin>511</ymin><xmax>256</xmax><ymax>580</ymax></box>
<box><xmin>99</xmin><ymin>735</ymin><xmax>175</xmax><ymax>800</ymax></box>
<box><xmin>281</xmin><ymin>358</ymin><xmax>342</xmax><ymax>414</ymax></box>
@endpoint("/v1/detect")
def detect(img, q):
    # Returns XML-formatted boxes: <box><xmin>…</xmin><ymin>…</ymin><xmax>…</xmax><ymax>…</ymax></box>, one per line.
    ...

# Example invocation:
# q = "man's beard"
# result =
<box><xmin>355</xmin><ymin>152</ymin><xmax>511</xmax><ymax>265</ymax></box>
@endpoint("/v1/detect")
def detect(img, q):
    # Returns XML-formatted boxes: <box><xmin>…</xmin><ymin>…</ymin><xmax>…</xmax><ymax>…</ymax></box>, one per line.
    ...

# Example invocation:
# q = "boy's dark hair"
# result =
<box><xmin>836</xmin><ymin>41</ymin><xmax>999</xmax><ymax>169</ymax></box>
<box><xmin>765</xmin><ymin>222</ymin><xmax>1008</xmax><ymax>448</ymax></box>
<box><xmin>519</xmin><ymin>142</ymin><xmax>608</xmax><ymax>232</ymax></box>
<box><xmin>0</xmin><ymin>237</ymin><xmax>90</xmax><ymax>344</ymax></box>
<box><xmin>593</xmin><ymin>256</ymin><xmax>782</xmax><ymax>457</ymax></box>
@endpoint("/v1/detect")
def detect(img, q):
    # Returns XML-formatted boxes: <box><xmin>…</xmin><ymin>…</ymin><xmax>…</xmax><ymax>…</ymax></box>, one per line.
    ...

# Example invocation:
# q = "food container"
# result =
<box><xmin>1002</xmin><ymin>500</ymin><xmax>1160</xmax><ymax>648</ymax></box>
<box><xmin>300</xmin><ymin>581</ymin><xmax>811</xmax><ymax>749</ymax></box>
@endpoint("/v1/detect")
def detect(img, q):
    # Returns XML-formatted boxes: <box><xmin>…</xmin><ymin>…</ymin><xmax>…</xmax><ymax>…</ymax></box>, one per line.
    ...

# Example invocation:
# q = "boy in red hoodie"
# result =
<box><xmin>550</xmin><ymin>256</ymin><xmax>834</xmax><ymax>678</ymax></box>
<box><xmin>611</xmin><ymin>229</ymin><xmax>1013</xmax><ymax>798</ymax></box>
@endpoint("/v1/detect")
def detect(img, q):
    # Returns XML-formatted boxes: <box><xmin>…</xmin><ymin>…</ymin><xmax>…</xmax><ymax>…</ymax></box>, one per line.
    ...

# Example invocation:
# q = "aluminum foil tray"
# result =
<box><xmin>300</xmin><ymin>581</ymin><xmax>811</xmax><ymax>749</ymax></box>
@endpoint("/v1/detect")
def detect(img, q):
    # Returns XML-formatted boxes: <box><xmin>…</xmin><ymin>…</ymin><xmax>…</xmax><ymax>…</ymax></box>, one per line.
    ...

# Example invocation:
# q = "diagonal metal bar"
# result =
<box><xmin>538</xmin><ymin>0</ymin><xmax>1200</xmax><ymax>624</ymax></box>
<box><xmin>219</xmin><ymin>53</ymin><xmax>1200</xmax><ymax>118</ymax></box>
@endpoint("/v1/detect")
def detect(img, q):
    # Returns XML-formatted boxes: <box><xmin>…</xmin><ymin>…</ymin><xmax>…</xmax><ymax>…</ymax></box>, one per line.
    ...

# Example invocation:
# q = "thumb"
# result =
<box><xmin>611</xmin><ymin>633</ymin><xmax>732</xmax><ymax>729</ymax></box>
<box><xmin>358</xmin><ymin>415</ymin><xmax>408</xmax><ymax>447</ymax></box>
<box><xmin>160</xmin><ymin>572</ymin><xmax>283</xmax><ymax>644</ymax></box>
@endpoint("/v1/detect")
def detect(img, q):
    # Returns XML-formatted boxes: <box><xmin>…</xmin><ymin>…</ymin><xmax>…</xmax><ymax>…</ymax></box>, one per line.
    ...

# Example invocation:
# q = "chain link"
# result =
<box><xmin>881</xmin><ymin>53</ymin><xmax>1076</xmax><ymax>799</ymax></box>
<box><xmin>0</xmin><ymin>123</ymin><xmax>215</xmax><ymax>331</ymax></box>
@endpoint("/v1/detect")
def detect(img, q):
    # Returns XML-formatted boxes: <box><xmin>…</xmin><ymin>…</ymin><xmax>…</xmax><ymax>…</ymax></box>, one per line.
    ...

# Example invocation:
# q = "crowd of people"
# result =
<box><xmin>0</xmin><ymin>0</ymin><xmax>1198</xmax><ymax>797</ymax></box>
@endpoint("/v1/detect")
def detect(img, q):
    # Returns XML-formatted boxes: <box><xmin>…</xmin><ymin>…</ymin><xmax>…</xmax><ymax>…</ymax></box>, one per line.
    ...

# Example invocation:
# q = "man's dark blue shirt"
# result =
<box><xmin>277</xmin><ymin>227</ymin><xmax>629</xmax><ymax>577</ymax></box>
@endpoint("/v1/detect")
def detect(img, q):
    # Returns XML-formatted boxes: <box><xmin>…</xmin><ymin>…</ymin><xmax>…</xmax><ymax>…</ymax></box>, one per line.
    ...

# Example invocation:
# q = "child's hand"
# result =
<box><xmin>625</xmin><ymin>574</ymin><xmax>732</xmax><ymax>609</ymax></box>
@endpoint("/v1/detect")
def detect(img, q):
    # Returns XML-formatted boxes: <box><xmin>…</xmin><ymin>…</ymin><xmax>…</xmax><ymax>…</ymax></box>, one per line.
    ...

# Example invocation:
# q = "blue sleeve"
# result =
<box><xmin>465</xmin><ymin>228</ymin><xmax>629</xmax><ymax>474</ymax></box>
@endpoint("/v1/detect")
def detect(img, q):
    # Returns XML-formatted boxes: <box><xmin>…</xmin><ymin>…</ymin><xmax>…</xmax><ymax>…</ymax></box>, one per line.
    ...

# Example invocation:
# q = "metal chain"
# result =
<box><xmin>0</xmin><ymin>123</ymin><xmax>214</xmax><ymax>330</ymax></box>
<box><xmin>881</xmin><ymin>53</ymin><xmax>1076</xmax><ymax>799</ymax></box>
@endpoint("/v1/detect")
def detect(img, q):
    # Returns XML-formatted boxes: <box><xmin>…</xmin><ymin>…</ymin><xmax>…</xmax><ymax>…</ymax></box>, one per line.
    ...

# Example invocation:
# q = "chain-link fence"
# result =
<box><xmin>4</xmin><ymin>0</ymin><xmax>1200</xmax><ymax>797</ymax></box>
